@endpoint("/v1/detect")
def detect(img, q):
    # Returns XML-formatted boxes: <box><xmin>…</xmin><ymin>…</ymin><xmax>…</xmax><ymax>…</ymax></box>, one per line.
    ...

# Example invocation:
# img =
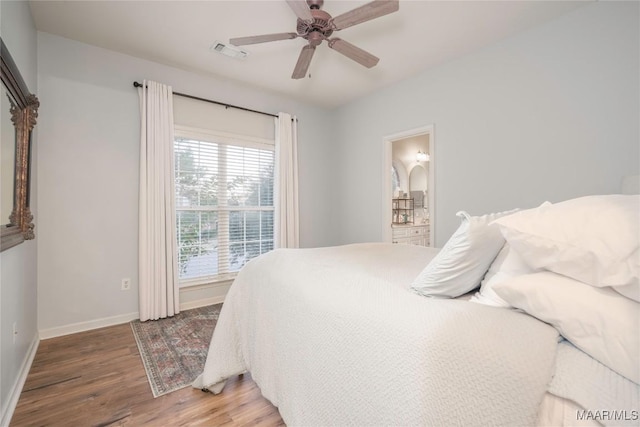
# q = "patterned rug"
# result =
<box><xmin>130</xmin><ymin>304</ymin><xmax>222</xmax><ymax>397</ymax></box>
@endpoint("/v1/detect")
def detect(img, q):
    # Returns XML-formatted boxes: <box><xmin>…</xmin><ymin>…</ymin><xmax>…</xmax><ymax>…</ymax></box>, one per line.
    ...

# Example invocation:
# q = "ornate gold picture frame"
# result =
<box><xmin>1</xmin><ymin>38</ymin><xmax>39</xmax><ymax>252</ymax></box>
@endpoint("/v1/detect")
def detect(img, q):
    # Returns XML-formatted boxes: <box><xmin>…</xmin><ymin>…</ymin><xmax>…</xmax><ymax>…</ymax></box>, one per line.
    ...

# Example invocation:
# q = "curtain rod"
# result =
<box><xmin>133</xmin><ymin>81</ymin><xmax>279</xmax><ymax>119</ymax></box>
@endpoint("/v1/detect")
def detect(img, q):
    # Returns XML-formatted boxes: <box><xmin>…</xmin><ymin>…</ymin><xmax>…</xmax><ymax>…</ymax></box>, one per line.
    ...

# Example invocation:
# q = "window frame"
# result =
<box><xmin>174</xmin><ymin>125</ymin><xmax>275</xmax><ymax>287</ymax></box>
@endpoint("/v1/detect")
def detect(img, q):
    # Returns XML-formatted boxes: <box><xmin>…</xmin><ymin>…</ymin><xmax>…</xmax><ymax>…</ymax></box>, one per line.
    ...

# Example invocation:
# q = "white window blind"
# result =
<box><xmin>173</xmin><ymin>95</ymin><xmax>274</xmax><ymax>140</ymax></box>
<box><xmin>173</xmin><ymin>93</ymin><xmax>275</xmax><ymax>285</ymax></box>
<box><xmin>174</xmin><ymin>121</ymin><xmax>275</xmax><ymax>285</ymax></box>
<box><xmin>175</xmin><ymin>134</ymin><xmax>274</xmax><ymax>284</ymax></box>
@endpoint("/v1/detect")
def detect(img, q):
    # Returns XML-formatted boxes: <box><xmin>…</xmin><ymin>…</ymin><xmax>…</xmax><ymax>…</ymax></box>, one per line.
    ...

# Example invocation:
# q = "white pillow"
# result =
<box><xmin>411</xmin><ymin>209</ymin><xmax>518</xmax><ymax>298</ymax></box>
<box><xmin>493</xmin><ymin>271</ymin><xmax>640</xmax><ymax>384</ymax></box>
<box><xmin>494</xmin><ymin>195</ymin><xmax>639</xmax><ymax>292</ymax></box>
<box><xmin>469</xmin><ymin>244</ymin><xmax>536</xmax><ymax>307</ymax></box>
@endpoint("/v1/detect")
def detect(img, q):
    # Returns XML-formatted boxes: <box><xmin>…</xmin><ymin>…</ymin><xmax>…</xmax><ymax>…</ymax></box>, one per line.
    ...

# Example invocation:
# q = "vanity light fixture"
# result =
<box><xmin>416</xmin><ymin>150</ymin><xmax>429</xmax><ymax>162</ymax></box>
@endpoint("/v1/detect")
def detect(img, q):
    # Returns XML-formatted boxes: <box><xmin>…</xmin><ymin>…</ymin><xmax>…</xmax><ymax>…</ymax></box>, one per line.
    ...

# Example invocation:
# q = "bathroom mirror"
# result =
<box><xmin>1</xmin><ymin>37</ymin><xmax>39</xmax><ymax>251</ymax></box>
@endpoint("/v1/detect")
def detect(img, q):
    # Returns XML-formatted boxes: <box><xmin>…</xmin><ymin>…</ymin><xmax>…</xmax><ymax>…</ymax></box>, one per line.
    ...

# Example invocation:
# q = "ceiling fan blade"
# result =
<box><xmin>330</xmin><ymin>0</ymin><xmax>399</xmax><ymax>30</ymax></box>
<box><xmin>292</xmin><ymin>45</ymin><xmax>316</xmax><ymax>79</ymax></box>
<box><xmin>230</xmin><ymin>33</ymin><xmax>298</xmax><ymax>46</ymax></box>
<box><xmin>328</xmin><ymin>38</ymin><xmax>379</xmax><ymax>68</ymax></box>
<box><xmin>286</xmin><ymin>0</ymin><xmax>313</xmax><ymax>23</ymax></box>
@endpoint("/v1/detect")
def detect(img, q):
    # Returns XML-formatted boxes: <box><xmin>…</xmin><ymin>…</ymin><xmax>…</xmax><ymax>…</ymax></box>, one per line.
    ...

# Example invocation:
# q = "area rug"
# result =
<box><xmin>130</xmin><ymin>304</ymin><xmax>222</xmax><ymax>397</ymax></box>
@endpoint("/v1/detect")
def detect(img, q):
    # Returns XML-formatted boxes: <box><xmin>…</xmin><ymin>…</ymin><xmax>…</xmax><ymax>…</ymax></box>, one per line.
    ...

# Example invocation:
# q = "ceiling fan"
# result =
<box><xmin>230</xmin><ymin>0</ymin><xmax>400</xmax><ymax>79</ymax></box>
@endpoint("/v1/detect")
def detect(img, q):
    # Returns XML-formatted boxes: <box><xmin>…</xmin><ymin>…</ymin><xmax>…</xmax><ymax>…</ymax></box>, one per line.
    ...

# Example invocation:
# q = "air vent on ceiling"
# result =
<box><xmin>210</xmin><ymin>41</ymin><xmax>248</xmax><ymax>59</ymax></box>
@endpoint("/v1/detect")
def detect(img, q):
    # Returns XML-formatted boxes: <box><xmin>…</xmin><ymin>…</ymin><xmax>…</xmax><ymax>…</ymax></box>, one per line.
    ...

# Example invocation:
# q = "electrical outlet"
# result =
<box><xmin>121</xmin><ymin>278</ymin><xmax>131</xmax><ymax>291</ymax></box>
<box><xmin>12</xmin><ymin>322</ymin><xmax>17</xmax><ymax>344</ymax></box>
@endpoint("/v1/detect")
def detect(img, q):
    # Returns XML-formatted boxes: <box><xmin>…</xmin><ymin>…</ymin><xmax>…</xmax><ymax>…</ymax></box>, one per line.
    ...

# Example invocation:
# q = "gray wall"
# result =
<box><xmin>0</xmin><ymin>0</ymin><xmax>39</xmax><ymax>422</ymax></box>
<box><xmin>36</xmin><ymin>32</ymin><xmax>338</xmax><ymax>333</ymax></box>
<box><xmin>333</xmin><ymin>2</ymin><xmax>639</xmax><ymax>247</ymax></box>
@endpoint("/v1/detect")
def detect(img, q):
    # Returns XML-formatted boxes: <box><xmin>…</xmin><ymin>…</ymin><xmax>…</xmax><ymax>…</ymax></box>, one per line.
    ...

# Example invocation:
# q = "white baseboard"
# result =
<box><xmin>39</xmin><ymin>287</ymin><xmax>229</xmax><ymax>340</ymax></box>
<box><xmin>0</xmin><ymin>334</ymin><xmax>39</xmax><ymax>427</ymax></box>
<box><xmin>39</xmin><ymin>311</ymin><xmax>140</xmax><ymax>340</ymax></box>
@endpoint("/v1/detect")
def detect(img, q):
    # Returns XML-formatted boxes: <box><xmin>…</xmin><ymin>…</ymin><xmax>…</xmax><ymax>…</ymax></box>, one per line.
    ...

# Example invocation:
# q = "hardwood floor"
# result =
<box><xmin>11</xmin><ymin>323</ymin><xmax>285</xmax><ymax>426</ymax></box>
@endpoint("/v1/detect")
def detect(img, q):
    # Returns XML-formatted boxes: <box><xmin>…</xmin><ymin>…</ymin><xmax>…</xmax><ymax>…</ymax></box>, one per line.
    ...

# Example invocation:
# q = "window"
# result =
<box><xmin>174</xmin><ymin>130</ymin><xmax>275</xmax><ymax>285</ymax></box>
<box><xmin>391</xmin><ymin>165</ymin><xmax>400</xmax><ymax>194</ymax></box>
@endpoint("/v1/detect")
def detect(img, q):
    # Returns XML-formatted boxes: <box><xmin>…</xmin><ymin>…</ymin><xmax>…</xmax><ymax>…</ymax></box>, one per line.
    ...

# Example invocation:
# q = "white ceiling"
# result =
<box><xmin>29</xmin><ymin>0</ymin><xmax>587</xmax><ymax>108</ymax></box>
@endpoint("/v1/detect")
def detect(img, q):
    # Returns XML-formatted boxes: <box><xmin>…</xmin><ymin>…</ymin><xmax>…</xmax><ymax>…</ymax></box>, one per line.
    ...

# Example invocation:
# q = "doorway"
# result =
<box><xmin>382</xmin><ymin>125</ymin><xmax>435</xmax><ymax>246</ymax></box>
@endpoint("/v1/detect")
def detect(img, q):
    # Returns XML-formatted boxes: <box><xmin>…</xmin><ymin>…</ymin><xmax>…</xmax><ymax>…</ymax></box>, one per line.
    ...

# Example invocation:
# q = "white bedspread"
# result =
<box><xmin>193</xmin><ymin>243</ymin><xmax>559</xmax><ymax>426</ymax></box>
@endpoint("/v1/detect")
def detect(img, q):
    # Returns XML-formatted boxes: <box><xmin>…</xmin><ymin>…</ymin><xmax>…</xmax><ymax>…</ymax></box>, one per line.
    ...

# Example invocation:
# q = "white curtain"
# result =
<box><xmin>138</xmin><ymin>80</ymin><xmax>179</xmax><ymax>321</ymax></box>
<box><xmin>274</xmin><ymin>112</ymin><xmax>299</xmax><ymax>248</ymax></box>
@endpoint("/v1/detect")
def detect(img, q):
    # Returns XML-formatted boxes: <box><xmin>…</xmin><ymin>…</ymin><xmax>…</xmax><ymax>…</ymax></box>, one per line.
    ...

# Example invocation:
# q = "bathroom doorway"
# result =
<box><xmin>382</xmin><ymin>125</ymin><xmax>435</xmax><ymax>246</ymax></box>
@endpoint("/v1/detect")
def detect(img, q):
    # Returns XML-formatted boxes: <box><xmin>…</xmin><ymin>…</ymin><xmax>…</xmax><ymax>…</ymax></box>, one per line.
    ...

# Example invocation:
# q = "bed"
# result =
<box><xmin>193</xmin><ymin>193</ymin><xmax>639</xmax><ymax>426</ymax></box>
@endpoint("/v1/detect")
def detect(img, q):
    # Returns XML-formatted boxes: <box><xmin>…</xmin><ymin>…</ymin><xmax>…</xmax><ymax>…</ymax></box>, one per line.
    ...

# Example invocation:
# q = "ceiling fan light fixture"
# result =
<box><xmin>210</xmin><ymin>41</ymin><xmax>248</xmax><ymax>59</ymax></box>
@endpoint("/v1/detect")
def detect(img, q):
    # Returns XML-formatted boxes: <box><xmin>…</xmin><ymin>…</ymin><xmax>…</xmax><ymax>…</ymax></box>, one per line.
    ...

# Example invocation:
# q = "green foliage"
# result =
<box><xmin>176</xmin><ymin>211</ymin><xmax>202</xmax><ymax>275</ymax></box>
<box><xmin>175</xmin><ymin>147</ymin><xmax>216</xmax><ymax>275</ymax></box>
